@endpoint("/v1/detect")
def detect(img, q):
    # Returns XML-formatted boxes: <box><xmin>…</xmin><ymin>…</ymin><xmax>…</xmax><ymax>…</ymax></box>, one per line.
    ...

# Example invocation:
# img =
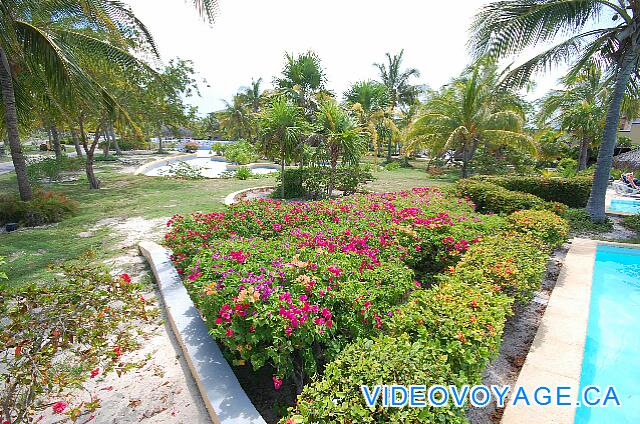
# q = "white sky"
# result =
<box><xmin>125</xmin><ymin>0</ymin><xmax>563</xmax><ymax>114</ymax></box>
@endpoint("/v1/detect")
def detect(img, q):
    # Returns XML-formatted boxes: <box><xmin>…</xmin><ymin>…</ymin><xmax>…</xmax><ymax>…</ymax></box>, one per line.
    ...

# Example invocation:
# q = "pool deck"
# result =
<box><xmin>501</xmin><ymin>238</ymin><xmax>597</xmax><ymax>424</ymax></box>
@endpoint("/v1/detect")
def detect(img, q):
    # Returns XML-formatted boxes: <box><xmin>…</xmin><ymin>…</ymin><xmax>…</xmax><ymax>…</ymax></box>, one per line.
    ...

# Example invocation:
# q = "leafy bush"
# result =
<box><xmin>383</xmin><ymin>161</ymin><xmax>401</xmax><ymax>171</ymax></box>
<box><xmin>117</xmin><ymin>138</ymin><xmax>149</xmax><ymax>151</ymax></box>
<box><xmin>564</xmin><ymin>208</ymin><xmax>613</xmax><ymax>234</ymax></box>
<box><xmin>286</xmin><ymin>334</ymin><xmax>469</xmax><ymax>424</ymax></box>
<box><xmin>0</xmin><ymin>189</ymin><xmax>78</xmax><ymax>227</ymax></box>
<box><xmin>473</xmin><ymin>175</ymin><xmax>592</xmax><ymax>208</ymax></box>
<box><xmin>158</xmin><ymin>160</ymin><xmax>205</xmax><ymax>179</ymax></box>
<box><xmin>0</xmin><ymin>263</ymin><xmax>153</xmax><ymax>423</ymax></box>
<box><xmin>275</xmin><ymin>166</ymin><xmax>375</xmax><ymax>199</ymax></box>
<box><xmin>27</xmin><ymin>156</ymin><xmax>83</xmax><ymax>183</ymax></box>
<box><xmin>622</xmin><ymin>214</ymin><xmax>640</xmax><ymax>233</ymax></box>
<box><xmin>184</xmin><ymin>141</ymin><xmax>200</xmax><ymax>153</ymax></box>
<box><xmin>235</xmin><ymin>166</ymin><xmax>253</xmax><ymax>180</ymax></box>
<box><xmin>274</xmin><ymin>168</ymin><xmax>307</xmax><ymax>199</ymax></box>
<box><xmin>456</xmin><ymin>180</ymin><xmax>563</xmax><ymax>215</ymax></box>
<box><xmin>556</xmin><ymin>157</ymin><xmax>578</xmax><ymax>177</ymax></box>
<box><xmin>334</xmin><ymin>165</ymin><xmax>374</xmax><ymax>195</ymax></box>
<box><xmin>0</xmin><ymin>256</ymin><xmax>6</xmax><ymax>280</ymax></box>
<box><xmin>224</xmin><ymin>140</ymin><xmax>258</xmax><ymax>165</ymax></box>
<box><xmin>507</xmin><ymin>210</ymin><xmax>569</xmax><ymax>248</ymax></box>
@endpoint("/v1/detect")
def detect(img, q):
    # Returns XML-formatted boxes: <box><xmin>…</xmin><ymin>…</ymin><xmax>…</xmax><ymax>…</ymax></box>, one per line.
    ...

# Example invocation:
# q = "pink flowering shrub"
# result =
<box><xmin>165</xmin><ymin>188</ymin><xmax>504</xmax><ymax>385</ymax></box>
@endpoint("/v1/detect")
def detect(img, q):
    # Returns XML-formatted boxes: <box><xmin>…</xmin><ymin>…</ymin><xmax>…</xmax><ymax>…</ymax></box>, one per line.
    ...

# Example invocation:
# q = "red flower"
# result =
<box><xmin>119</xmin><ymin>273</ymin><xmax>132</xmax><ymax>284</ymax></box>
<box><xmin>273</xmin><ymin>376</ymin><xmax>283</xmax><ymax>390</ymax></box>
<box><xmin>226</xmin><ymin>328</ymin><xmax>234</xmax><ymax>337</ymax></box>
<box><xmin>90</xmin><ymin>367</ymin><xmax>100</xmax><ymax>378</ymax></box>
<box><xmin>470</xmin><ymin>300</ymin><xmax>478</xmax><ymax>308</ymax></box>
<box><xmin>52</xmin><ymin>401</ymin><xmax>67</xmax><ymax>414</ymax></box>
<box><xmin>113</xmin><ymin>346</ymin><xmax>122</xmax><ymax>357</ymax></box>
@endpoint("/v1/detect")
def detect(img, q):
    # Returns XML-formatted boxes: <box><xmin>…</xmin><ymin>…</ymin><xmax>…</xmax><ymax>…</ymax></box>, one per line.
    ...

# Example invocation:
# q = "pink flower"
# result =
<box><xmin>226</xmin><ymin>328</ymin><xmax>234</xmax><ymax>337</ymax></box>
<box><xmin>272</xmin><ymin>223</ymin><xmax>282</xmax><ymax>232</ymax></box>
<box><xmin>90</xmin><ymin>367</ymin><xmax>100</xmax><ymax>378</ymax></box>
<box><xmin>113</xmin><ymin>346</ymin><xmax>122</xmax><ymax>357</ymax></box>
<box><xmin>273</xmin><ymin>376</ymin><xmax>283</xmax><ymax>390</ymax></box>
<box><xmin>52</xmin><ymin>401</ymin><xmax>67</xmax><ymax>414</ymax></box>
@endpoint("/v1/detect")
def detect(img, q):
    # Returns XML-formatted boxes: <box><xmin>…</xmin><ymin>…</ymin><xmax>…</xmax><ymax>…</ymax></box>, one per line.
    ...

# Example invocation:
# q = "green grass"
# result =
<box><xmin>0</xmin><ymin>160</ymin><xmax>452</xmax><ymax>286</ymax></box>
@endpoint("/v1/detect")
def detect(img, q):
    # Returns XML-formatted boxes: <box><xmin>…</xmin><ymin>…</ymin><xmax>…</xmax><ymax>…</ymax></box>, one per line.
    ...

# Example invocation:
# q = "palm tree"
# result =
<box><xmin>410</xmin><ymin>62</ymin><xmax>533</xmax><ymax>178</ymax></box>
<box><xmin>275</xmin><ymin>51</ymin><xmax>327</xmax><ymax>118</ymax></box>
<box><xmin>538</xmin><ymin>66</ymin><xmax>608</xmax><ymax>171</ymax></box>
<box><xmin>344</xmin><ymin>80</ymin><xmax>391</xmax><ymax>157</ymax></box>
<box><xmin>470</xmin><ymin>0</ymin><xmax>640</xmax><ymax>220</ymax></box>
<box><xmin>259</xmin><ymin>96</ymin><xmax>308</xmax><ymax>198</ymax></box>
<box><xmin>374</xmin><ymin>50</ymin><xmax>420</xmax><ymax>161</ymax></box>
<box><xmin>0</xmin><ymin>0</ymin><xmax>218</xmax><ymax>200</ymax></box>
<box><xmin>238</xmin><ymin>78</ymin><xmax>266</xmax><ymax>113</ymax></box>
<box><xmin>219</xmin><ymin>95</ymin><xmax>255</xmax><ymax>140</ymax></box>
<box><xmin>316</xmin><ymin>100</ymin><xmax>365</xmax><ymax>195</ymax></box>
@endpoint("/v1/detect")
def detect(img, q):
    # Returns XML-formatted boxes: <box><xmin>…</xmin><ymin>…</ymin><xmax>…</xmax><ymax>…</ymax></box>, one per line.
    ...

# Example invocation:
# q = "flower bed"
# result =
<box><xmin>164</xmin><ymin>187</ymin><xmax>565</xmax><ymax>422</ymax></box>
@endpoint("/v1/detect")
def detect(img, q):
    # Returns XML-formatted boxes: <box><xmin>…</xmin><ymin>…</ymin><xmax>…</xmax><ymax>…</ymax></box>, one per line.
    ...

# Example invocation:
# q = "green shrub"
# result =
<box><xmin>456</xmin><ymin>180</ymin><xmax>550</xmax><ymax>214</ymax></box>
<box><xmin>383</xmin><ymin>161</ymin><xmax>401</xmax><ymax>171</ymax></box>
<box><xmin>473</xmin><ymin>175</ymin><xmax>592</xmax><ymax>208</ymax></box>
<box><xmin>158</xmin><ymin>161</ymin><xmax>205</xmax><ymax>180</ymax></box>
<box><xmin>0</xmin><ymin>256</ymin><xmax>6</xmax><ymax>280</ymax></box>
<box><xmin>564</xmin><ymin>208</ymin><xmax>613</xmax><ymax>234</ymax></box>
<box><xmin>335</xmin><ymin>165</ymin><xmax>374</xmax><ymax>194</ymax></box>
<box><xmin>275</xmin><ymin>166</ymin><xmax>375</xmax><ymax>199</ymax></box>
<box><xmin>235</xmin><ymin>166</ymin><xmax>253</xmax><ymax>180</ymax></box>
<box><xmin>622</xmin><ymin>214</ymin><xmax>640</xmax><ymax>233</ymax></box>
<box><xmin>117</xmin><ymin>138</ymin><xmax>149</xmax><ymax>151</ymax></box>
<box><xmin>26</xmin><ymin>156</ymin><xmax>83</xmax><ymax>183</ymax></box>
<box><xmin>507</xmin><ymin>210</ymin><xmax>569</xmax><ymax>248</ymax></box>
<box><xmin>285</xmin><ymin>334</ymin><xmax>469</xmax><ymax>424</ymax></box>
<box><xmin>556</xmin><ymin>157</ymin><xmax>578</xmax><ymax>177</ymax></box>
<box><xmin>0</xmin><ymin>190</ymin><xmax>78</xmax><ymax>227</ymax></box>
<box><xmin>183</xmin><ymin>141</ymin><xmax>200</xmax><ymax>153</ymax></box>
<box><xmin>274</xmin><ymin>168</ymin><xmax>307</xmax><ymax>199</ymax></box>
<box><xmin>224</xmin><ymin>140</ymin><xmax>258</xmax><ymax>165</ymax></box>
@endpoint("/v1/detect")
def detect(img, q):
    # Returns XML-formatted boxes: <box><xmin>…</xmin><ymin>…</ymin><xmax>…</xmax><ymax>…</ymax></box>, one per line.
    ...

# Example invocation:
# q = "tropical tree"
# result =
<box><xmin>470</xmin><ymin>0</ymin><xmax>640</xmax><ymax>220</ymax></box>
<box><xmin>410</xmin><ymin>62</ymin><xmax>533</xmax><ymax>177</ymax></box>
<box><xmin>374</xmin><ymin>50</ymin><xmax>421</xmax><ymax>161</ymax></box>
<box><xmin>238</xmin><ymin>78</ymin><xmax>267</xmax><ymax>113</ymax></box>
<box><xmin>316</xmin><ymin>100</ymin><xmax>365</xmax><ymax>195</ymax></box>
<box><xmin>259</xmin><ymin>96</ymin><xmax>308</xmax><ymax>198</ymax></box>
<box><xmin>275</xmin><ymin>51</ymin><xmax>328</xmax><ymax>118</ymax></box>
<box><xmin>344</xmin><ymin>80</ymin><xmax>391</xmax><ymax>156</ymax></box>
<box><xmin>219</xmin><ymin>94</ymin><xmax>255</xmax><ymax>140</ymax></box>
<box><xmin>538</xmin><ymin>66</ymin><xmax>608</xmax><ymax>171</ymax></box>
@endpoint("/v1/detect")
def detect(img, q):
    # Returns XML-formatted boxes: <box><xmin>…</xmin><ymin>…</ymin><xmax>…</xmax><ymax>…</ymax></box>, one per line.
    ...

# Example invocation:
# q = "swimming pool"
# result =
<box><xmin>608</xmin><ymin>198</ymin><xmax>640</xmax><ymax>214</ymax></box>
<box><xmin>575</xmin><ymin>244</ymin><xmax>640</xmax><ymax>423</ymax></box>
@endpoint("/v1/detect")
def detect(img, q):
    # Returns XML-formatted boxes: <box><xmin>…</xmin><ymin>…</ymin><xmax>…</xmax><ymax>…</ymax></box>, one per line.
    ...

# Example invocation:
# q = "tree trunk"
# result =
<box><xmin>0</xmin><ymin>46</ymin><xmax>32</xmax><ymax>200</ymax></box>
<box><xmin>110</xmin><ymin>124</ymin><xmax>122</xmax><ymax>155</ymax></box>
<box><xmin>102</xmin><ymin>129</ymin><xmax>110</xmax><ymax>157</ymax></box>
<box><xmin>461</xmin><ymin>144</ymin><xmax>470</xmax><ymax>179</ymax></box>
<box><xmin>71</xmin><ymin>129</ymin><xmax>84</xmax><ymax>157</ymax></box>
<box><xmin>329</xmin><ymin>146</ymin><xmax>338</xmax><ymax>197</ymax></box>
<box><xmin>51</xmin><ymin>125</ymin><xmax>62</xmax><ymax>160</ymax></box>
<box><xmin>386</xmin><ymin>139</ymin><xmax>392</xmax><ymax>163</ymax></box>
<box><xmin>80</xmin><ymin>117</ymin><xmax>101</xmax><ymax>189</ymax></box>
<box><xmin>578</xmin><ymin>136</ymin><xmax>589</xmax><ymax>171</ymax></box>
<box><xmin>587</xmin><ymin>50</ymin><xmax>638</xmax><ymax>221</ymax></box>
<box><xmin>280</xmin><ymin>151</ymin><xmax>285</xmax><ymax>199</ymax></box>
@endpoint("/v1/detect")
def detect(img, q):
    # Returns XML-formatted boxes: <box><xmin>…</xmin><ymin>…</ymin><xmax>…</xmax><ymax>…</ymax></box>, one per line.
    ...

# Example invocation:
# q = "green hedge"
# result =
<box><xmin>0</xmin><ymin>190</ymin><xmax>78</xmax><ymax>227</ymax></box>
<box><xmin>456</xmin><ymin>180</ymin><xmax>566</xmax><ymax>215</ymax></box>
<box><xmin>473</xmin><ymin>175</ymin><xmax>592</xmax><ymax>208</ymax></box>
<box><xmin>274</xmin><ymin>165</ymin><xmax>374</xmax><ymax>199</ymax></box>
<box><xmin>283</xmin><ymin>220</ymin><xmax>559</xmax><ymax>423</ymax></box>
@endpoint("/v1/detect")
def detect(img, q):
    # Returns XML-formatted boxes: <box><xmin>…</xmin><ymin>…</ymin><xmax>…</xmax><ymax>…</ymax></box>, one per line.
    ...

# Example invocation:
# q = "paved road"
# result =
<box><xmin>0</xmin><ymin>161</ymin><xmax>13</xmax><ymax>175</ymax></box>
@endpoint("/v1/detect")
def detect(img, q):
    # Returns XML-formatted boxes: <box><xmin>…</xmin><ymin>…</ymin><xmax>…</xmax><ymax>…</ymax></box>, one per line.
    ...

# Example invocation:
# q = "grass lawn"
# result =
<box><xmin>0</xmin><ymin>157</ymin><xmax>452</xmax><ymax>286</ymax></box>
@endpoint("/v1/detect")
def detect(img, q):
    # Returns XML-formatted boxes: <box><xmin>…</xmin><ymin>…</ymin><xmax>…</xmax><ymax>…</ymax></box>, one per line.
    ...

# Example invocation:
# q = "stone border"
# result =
<box><xmin>139</xmin><ymin>241</ymin><xmax>266</xmax><ymax>424</ymax></box>
<box><xmin>134</xmin><ymin>153</ymin><xmax>196</xmax><ymax>175</ymax></box>
<box><xmin>501</xmin><ymin>238</ymin><xmax>597</xmax><ymax>424</ymax></box>
<box><xmin>224</xmin><ymin>186</ymin><xmax>274</xmax><ymax>205</ymax></box>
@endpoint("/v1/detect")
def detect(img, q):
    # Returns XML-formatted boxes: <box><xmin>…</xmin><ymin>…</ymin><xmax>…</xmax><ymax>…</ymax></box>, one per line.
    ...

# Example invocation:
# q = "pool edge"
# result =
<box><xmin>501</xmin><ymin>238</ymin><xmax>597</xmax><ymax>424</ymax></box>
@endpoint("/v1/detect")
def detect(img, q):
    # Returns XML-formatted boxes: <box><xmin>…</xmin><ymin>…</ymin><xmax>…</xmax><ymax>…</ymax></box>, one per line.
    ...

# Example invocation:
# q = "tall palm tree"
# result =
<box><xmin>259</xmin><ymin>96</ymin><xmax>307</xmax><ymax>198</ymax></box>
<box><xmin>538</xmin><ymin>66</ymin><xmax>608</xmax><ymax>171</ymax></box>
<box><xmin>410</xmin><ymin>62</ymin><xmax>533</xmax><ymax>178</ymax></box>
<box><xmin>219</xmin><ymin>95</ymin><xmax>254</xmax><ymax>140</ymax></box>
<box><xmin>275</xmin><ymin>50</ymin><xmax>327</xmax><ymax>118</ymax></box>
<box><xmin>344</xmin><ymin>80</ymin><xmax>391</xmax><ymax>157</ymax></box>
<box><xmin>470</xmin><ymin>0</ymin><xmax>640</xmax><ymax>221</ymax></box>
<box><xmin>374</xmin><ymin>49</ymin><xmax>420</xmax><ymax>161</ymax></box>
<box><xmin>239</xmin><ymin>77</ymin><xmax>266</xmax><ymax>113</ymax></box>
<box><xmin>316</xmin><ymin>100</ymin><xmax>365</xmax><ymax>195</ymax></box>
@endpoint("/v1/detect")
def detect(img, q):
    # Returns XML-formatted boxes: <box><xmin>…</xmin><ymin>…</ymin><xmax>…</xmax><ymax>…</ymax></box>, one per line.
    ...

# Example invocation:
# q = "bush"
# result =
<box><xmin>286</xmin><ymin>334</ymin><xmax>469</xmax><ymax>424</ymax></box>
<box><xmin>0</xmin><ymin>190</ymin><xmax>78</xmax><ymax>227</ymax></box>
<box><xmin>0</xmin><ymin>256</ymin><xmax>6</xmax><ymax>280</ymax></box>
<box><xmin>183</xmin><ymin>141</ymin><xmax>200</xmax><ymax>153</ymax></box>
<box><xmin>383</xmin><ymin>161</ymin><xmax>401</xmax><ymax>171</ymax></box>
<box><xmin>27</xmin><ymin>156</ymin><xmax>83</xmax><ymax>183</ymax></box>
<box><xmin>335</xmin><ymin>165</ymin><xmax>374</xmax><ymax>194</ymax></box>
<box><xmin>564</xmin><ymin>208</ymin><xmax>613</xmax><ymax>234</ymax></box>
<box><xmin>0</xmin><ymin>263</ymin><xmax>153</xmax><ymax>422</ymax></box>
<box><xmin>473</xmin><ymin>175</ymin><xmax>592</xmax><ymax>208</ymax></box>
<box><xmin>224</xmin><ymin>140</ymin><xmax>258</xmax><ymax>165</ymax></box>
<box><xmin>622</xmin><ymin>214</ymin><xmax>640</xmax><ymax>233</ymax></box>
<box><xmin>235</xmin><ymin>166</ymin><xmax>253</xmax><ymax>180</ymax></box>
<box><xmin>158</xmin><ymin>161</ymin><xmax>205</xmax><ymax>179</ymax></box>
<box><xmin>507</xmin><ymin>209</ymin><xmax>569</xmax><ymax>248</ymax></box>
<box><xmin>117</xmin><ymin>138</ymin><xmax>148</xmax><ymax>151</ymax></box>
<box><xmin>456</xmin><ymin>180</ymin><xmax>563</xmax><ymax>215</ymax></box>
<box><xmin>274</xmin><ymin>168</ymin><xmax>307</xmax><ymax>199</ymax></box>
<box><xmin>556</xmin><ymin>157</ymin><xmax>578</xmax><ymax>177</ymax></box>
<box><xmin>275</xmin><ymin>166</ymin><xmax>375</xmax><ymax>199</ymax></box>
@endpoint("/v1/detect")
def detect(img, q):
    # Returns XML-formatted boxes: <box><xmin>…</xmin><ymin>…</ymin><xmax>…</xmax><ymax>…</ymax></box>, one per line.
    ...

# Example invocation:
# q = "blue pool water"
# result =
<box><xmin>575</xmin><ymin>244</ymin><xmax>640</xmax><ymax>423</ymax></box>
<box><xmin>609</xmin><ymin>198</ymin><xmax>640</xmax><ymax>214</ymax></box>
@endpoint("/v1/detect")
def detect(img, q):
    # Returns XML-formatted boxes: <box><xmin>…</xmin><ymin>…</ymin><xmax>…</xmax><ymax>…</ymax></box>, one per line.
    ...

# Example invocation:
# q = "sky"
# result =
<box><xmin>125</xmin><ymin>0</ymin><xmax>564</xmax><ymax>114</ymax></box>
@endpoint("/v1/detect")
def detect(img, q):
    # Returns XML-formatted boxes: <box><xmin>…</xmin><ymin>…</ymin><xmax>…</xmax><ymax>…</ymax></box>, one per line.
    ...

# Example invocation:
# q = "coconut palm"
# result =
<box><xmin>219</xmin><ymin>95</ymin><xmax>255</xmax><ymax>140</ymax></box>
<box><xmin>238</xmin><ymin>78</ymin><xmax>266</xmax><ymax>113</ymax></box>
<box><xmin>374</xmin><ymin>50</ymin><xmax>420</xmax><ymax>161</ymax></box>
<box><xmin>275</xmin><ymin>51</ymin><xmax>327</xmax><ymax>118</ymax></box>
<box><xmin>538</xmin><ymin>66</ymin><xmax>608</xmax><ymax>171</ymax></box>
<box><xmin>344</xmin><ymin>80</ymin><xmax>391</xmax><ymax>157</ymax></box>
<box><xmin>316</xmin><ymin>100</ymin><xmax>365</xmax><ymax>195</ymax></box>
<box><xmin>410</xmin><ymin>62</ymin><xmax>533</xmax><ymax>178</ymax></box>
<box><xmin>259</xmin><ymin>96</ymin><xmax>308</xmax><ymax>198</ymax></box>
<box><xmin>470</xmin><ymin>0</ymin><xmax>640</xmax><ymax>220</ymax></box>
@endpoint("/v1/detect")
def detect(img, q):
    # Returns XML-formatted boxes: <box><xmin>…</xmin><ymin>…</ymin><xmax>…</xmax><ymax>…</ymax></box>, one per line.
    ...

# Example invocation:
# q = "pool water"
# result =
<box><xmin>608</xmin><ymin>198</ymin><xmax>640</xmax><ymax>214</ymax></box>
<box><xmin>575</xmin><ymin>244</ymin><xmax>640</xmax><ymax>423</ymax></box>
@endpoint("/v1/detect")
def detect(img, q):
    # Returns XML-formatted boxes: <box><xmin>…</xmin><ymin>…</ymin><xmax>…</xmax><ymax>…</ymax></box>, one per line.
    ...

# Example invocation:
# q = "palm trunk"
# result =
<box><xmin>79</xmin><ymin>117</ymin><xmax>101</xmax><ymax>189</ymax></box>
<box><xmin>578</xmin><ymin>136</ymin><xmax>589</xmax><ymax>171</ymax></box>
<box><xmin>51</xmin><ymin>125</ymin><xmax>62</xmax><ymax>160</ymax></box>
<box><xmin>280</xmin><ymin>151</ymin><xmax>285</xmax><ymax>199</ymax></box>
<box><xmin>110</xmin><ymin>124</ymin><xmax>122</xmax><ymax>155</ymax></box>
<box><xmin>461</xmin><ymin>144</ymin><xmax>470</xmax><ymax>179</ymax></box>
<box><xmin>329</xmin><ymin>146</ymin><xmax>338</xmax><ymax>197</ymax></box>
<box><xmin>587</xmin><ymin>50</ymin><xmax>638</xmax><ymax>221</ymax></box>
<box><xmin>0</xmin><ymin>46</ymin><xmax>32</xmax><ymax>200</ymax></box>
<box><xmin>71</xmin><ymin>129</ymin><xmax>84</xmax><ymax>157</ymax></box>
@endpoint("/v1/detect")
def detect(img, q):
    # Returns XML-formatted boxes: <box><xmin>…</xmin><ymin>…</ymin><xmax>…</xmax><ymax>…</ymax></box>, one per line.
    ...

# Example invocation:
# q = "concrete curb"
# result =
<box><xmin>224</xmin><ymin>186</ymin><xmax>274</xmax><ymax>206</ymax></box>
<box><xmin>139</xmin><ymin>241</ymin><xmax>266</xmax><ymax>424</ymax></box>
<box><xmin>134</xmin><ymin>154</ymin><xmax>197</xmax><ymax>175</ymax></box>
